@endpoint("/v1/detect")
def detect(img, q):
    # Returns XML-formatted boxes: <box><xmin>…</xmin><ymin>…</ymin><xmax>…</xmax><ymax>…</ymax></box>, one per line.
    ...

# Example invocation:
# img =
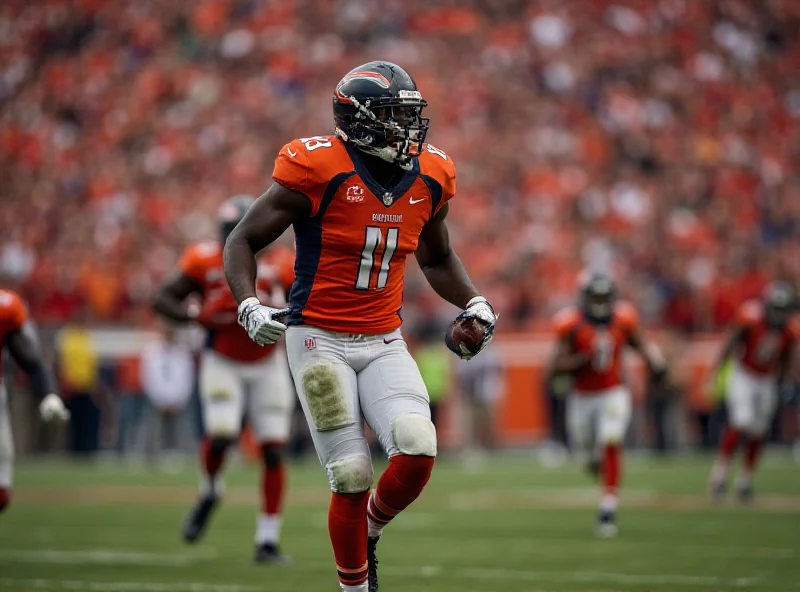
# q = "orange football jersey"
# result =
<box><xmin>272</xmin><ymin>136</ymin><xmax>455</xmax><ymax>334</ymax></box>
<box><xmin>180</xmin><ymin>242</ymin><xmax>294</xmax><ymax>362</ymax></box>
<box><xmin>553</xmin><ymin>302</ymin><xmax>639</xmax><ymax>393</ymax></box>
<box><xmin>735</xmin><ymin>301</ymin><xmax>798</xmax><ymax>376</ymax></box>
<box><xmin>0</xmin><ymin>289</ymin><xmax>28</xmax><ymax>381</ymax></box>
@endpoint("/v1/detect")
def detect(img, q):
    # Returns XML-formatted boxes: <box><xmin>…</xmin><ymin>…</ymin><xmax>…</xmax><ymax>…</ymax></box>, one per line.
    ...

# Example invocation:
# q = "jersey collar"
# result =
<box><xmin>345</xmin><ymin>144</ymin><xmax>420</xmax><ymax>208</ymax></box>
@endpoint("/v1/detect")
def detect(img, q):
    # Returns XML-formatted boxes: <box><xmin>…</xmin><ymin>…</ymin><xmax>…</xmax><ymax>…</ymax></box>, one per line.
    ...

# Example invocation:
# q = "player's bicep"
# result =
<box><xmin>415</xmin><ymin>203</ymin><xmax>451</xmax><ymax>269</ymax></box>
<box><xmin>231</xmin><ymin>183</ymin><xmax>310</xmax><ymax>255</ymax></box>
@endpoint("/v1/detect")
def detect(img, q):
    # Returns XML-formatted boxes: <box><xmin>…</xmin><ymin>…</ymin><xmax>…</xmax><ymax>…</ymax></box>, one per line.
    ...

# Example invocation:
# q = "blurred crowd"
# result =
<box><xmin>2</xmin><ymin>0</ymin><xmax>799</xmax><ymax>334</ymax></box>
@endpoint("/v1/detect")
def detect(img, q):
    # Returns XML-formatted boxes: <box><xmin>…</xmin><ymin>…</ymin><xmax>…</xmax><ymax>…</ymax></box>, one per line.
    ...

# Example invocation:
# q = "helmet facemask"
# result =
<box><xmin>335</xmin><ymin>93</ymin><xmax>429</xmax><ymax>171</ymax></box>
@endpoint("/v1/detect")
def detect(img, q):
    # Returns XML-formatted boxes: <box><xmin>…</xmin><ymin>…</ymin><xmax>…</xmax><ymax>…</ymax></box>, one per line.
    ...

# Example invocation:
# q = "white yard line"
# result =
<box><xmin>304</xmin><ymin>562</ymin><xmax>766</xmax><ymax>589</ymax></box>
<box><xmin>0</xmin><ymin>549</ymin><xmax>779</xmax><ymax>590</ymax></box>
<box><xmin>0</xmin><ymin>548</ymin><xmax>217</xmax><ymax>566</ymax></box>
<box><xmin>0</xmin><ymin>579</ymin><xmax>254</xmax><ymax>592</ymax></box>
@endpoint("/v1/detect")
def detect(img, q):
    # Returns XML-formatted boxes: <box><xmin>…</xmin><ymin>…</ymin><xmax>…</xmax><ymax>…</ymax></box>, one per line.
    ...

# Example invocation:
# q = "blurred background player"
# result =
<box><xmin>549</xmin><ymin>272</ymin><xmax>666</xmax><ymax>537</ymax></box>
<box><xmin>224</xmin><ymin>61</ymin><xmax>498</xmax><ymax>592</ymax></box>
<box><xmin>0</xmin><ymin>288</ymin><xmax>69</xmax><ymax>513</ymax></box>
<box><xmin>707</xmin><ymin>281</ymin><xmax>798</xmax><ymax>502</ymax></box>
<box><xmin>152</xmin><ymin>195</ymin><xmax>295</xmax><ymax>564</ymax></box>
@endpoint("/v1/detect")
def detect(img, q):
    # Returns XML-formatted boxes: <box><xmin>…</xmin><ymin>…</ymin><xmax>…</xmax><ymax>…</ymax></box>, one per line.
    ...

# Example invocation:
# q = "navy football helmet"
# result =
<box><xmin>763</xmin><ymin>281</ymin><xmax>795</xmax><ymax>328</ymax></box>
<box><xmin>218</xmin><ymin>194</ymin><xmax>254</xmax><ymax>243</ymax></box>
<box><xmin>333</xmin><ymin>61</ymin><xmax>429</xmax><ymax>170</ymax></box>
<box><xmin>579</xmin><ymin>272</ymin><xmax>617</xmax><ymax>324</ymax></box>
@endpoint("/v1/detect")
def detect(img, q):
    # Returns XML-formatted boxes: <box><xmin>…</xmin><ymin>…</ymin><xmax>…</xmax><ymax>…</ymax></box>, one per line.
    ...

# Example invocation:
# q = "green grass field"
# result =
<box><xmin>0</xmin><ymin>453</ymin><xmax>798</xmax><ymax>592</ymax></box>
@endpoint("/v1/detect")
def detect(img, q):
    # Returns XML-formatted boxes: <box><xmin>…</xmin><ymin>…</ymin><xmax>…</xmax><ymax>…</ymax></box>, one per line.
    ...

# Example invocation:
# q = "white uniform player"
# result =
<box><xmin>152</xmin><ymin>195</ymin><xmax>295</xmax><ymax>564</ymax></box>
<box><xmin>0</xmin><ymin>288</ymin><xmax>69</xmax><ymax>513</ymax></box>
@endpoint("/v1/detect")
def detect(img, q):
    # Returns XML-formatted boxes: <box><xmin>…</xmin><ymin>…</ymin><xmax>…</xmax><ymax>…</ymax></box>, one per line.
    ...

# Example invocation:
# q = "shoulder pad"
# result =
<box><xmin>0</xmin><ymin>289</ymin><xmax>28</xmax><ymax>331</ymax></box>
<box><xmin>614</xmin><ymin>301</ymin><xmax>639</xmax><ymax>331</ymax></box>
<box><xmin>272</xmin><ymin>136</ymin><xmax>352</xmax><ymax>216</ymax></box>
<box><xmin>418</xmin><ymin>144</ymin><xmax>456</xmax><ymax>212</ymax></box>
<box><xmin>180</xmin><ymin>242</ymin><xmax>221</xmax><ymax>281</ymax></box>
<box><xmin>737</xmin><ymin>300</ymin><xmax>763</xmax><ymax>326</ymax></box>
<box><xmin>553</xmin><ymin>306</ymin><xmax>581</xmax><ymax>336</ymax></box>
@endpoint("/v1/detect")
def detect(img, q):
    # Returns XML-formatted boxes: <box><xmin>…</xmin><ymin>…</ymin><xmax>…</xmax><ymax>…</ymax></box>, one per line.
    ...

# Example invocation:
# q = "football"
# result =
<box><xmin>447</xmin><ymin>315</ymin><xmax>490</xmax><ymax>357</ymax></box>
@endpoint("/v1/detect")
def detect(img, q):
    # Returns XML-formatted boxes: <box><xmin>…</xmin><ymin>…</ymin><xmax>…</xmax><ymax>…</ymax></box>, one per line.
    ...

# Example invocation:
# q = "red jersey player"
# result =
<box><xmin>0</xmin><ymin>288</ymin><xmax>68</xmax><ymax>513</ymax></box>
<box><xmin>549</xmin><ymin>273</ymin><xmax>665</xmax><ymax>537</ymax></box>
<box><xmin>707</xmin><ymin>281</ymin><xmax>798</xmax><ymax>502</ymax></box>
<box><xmin>153</xmin><ymin>195</ymin><xmax>294</xmax><ymax>563</ymax></box>
<box><xmin>223</xmin><ymin>62</ymin><xmax>497</xmax><ymax>592</ymax></box>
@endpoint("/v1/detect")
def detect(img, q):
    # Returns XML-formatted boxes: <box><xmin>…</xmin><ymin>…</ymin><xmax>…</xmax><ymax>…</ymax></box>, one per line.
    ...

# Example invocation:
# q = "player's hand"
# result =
<box><xmin>39</xmin><ymin>394</ymin><xmax>70</xmax><ymax>422</ymax></box>
<box><xmin>453</xmin><ymin>296</ymin><xmax>498</xmax><ymax>358</ymax></box>
<box><xmin>237</xmin><ymin>297</ymin><xmax>291</xmax><ymax>346</ymax></box>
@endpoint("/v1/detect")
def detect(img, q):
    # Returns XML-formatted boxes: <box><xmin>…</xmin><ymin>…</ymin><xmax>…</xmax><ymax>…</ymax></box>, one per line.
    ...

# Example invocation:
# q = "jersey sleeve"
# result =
<box><xmin>736</xmin><ymin>301</ymin><xmax>762</xmax><ymax>328</ymax></box>
<box><xmin>553</xmin><ymin>307</ymin><xmax>579</xmax><ymax>339</ymax></box>
<box><xmin>419</xmin><ymin>144</ymin><xmax>457</xmax><ymax>216</ymax></box>
<box><xmin>615</xmin><ymin>301</ymin><xmax>640</xmax><ymax>334</ymax></box>
<box><xmin>0</xmin><ymin>290</ymin><xmax>28</xmax><ymax>333</ymax></box>
<box><xmin>272</xmin><ymin>138</ymin><xmax>338</xmax><ymax>217</ymax></box>
<box><xmin>179</xmin><ymin>244</ymin><xmax>210</xmax><ymax>284</ymax></box>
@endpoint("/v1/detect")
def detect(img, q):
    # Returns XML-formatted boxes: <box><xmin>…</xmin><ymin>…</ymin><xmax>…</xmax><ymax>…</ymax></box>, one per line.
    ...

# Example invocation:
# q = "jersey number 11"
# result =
<box><xmin>356</xmin><ymin>226</ymin><xmax>399</xmax><ymax>290</ymax></box>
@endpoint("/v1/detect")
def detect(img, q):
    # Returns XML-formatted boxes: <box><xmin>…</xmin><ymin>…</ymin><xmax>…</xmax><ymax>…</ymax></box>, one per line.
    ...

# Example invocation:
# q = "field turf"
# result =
<box><xmin>0</xmin><ymin>453</ymin><xmax>798</xmax><ymax>592</ymax></box>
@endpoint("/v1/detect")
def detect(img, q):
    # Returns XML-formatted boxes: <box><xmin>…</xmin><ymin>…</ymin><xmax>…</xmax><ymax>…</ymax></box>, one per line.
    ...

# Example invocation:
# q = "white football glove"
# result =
<box><xmin>39</xmin><ymin>394</ymin><xmax>70</xmax><ymax>422</ymax></box>
<box><xmin>237</xmin><ymin>297</ymin><xmax>291</xmax><ymax>346</ymax></box>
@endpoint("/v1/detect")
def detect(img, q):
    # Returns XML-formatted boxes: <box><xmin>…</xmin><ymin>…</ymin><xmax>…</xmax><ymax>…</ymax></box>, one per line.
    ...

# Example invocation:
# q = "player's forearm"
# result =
<box><xmin>551</xmin><ymin>354</ymin><xmax>589</xmax><ymax>374</ymax></box>
<box><xmin>27</xmin><ymin>360</ymin><xmax>59</xmax><ymax>399</ymax></box>
<box><xmin>152</xmin><ymin>292</ymin><xmax>194</xmax><ymax>324</ymax></box>
<box><xmin>223</xmin><ymin>231</ymin><xmax>259</xmax><ymax>305</ymax></box>
<box><xmin>419</xmin><ymin>249</ymin><xmax>480</xmax><ymax>309</ymax></box>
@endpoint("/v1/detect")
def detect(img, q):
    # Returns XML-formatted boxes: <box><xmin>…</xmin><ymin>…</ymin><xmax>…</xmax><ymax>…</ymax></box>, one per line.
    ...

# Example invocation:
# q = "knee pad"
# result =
<box><xmin>325</xmin><ymin>454</ymin><xmax>373</xmax><ymax>493</ymax></box>
<box><xmin>392</xmin><ymin>414</ymin><xmax>437</xmax><ymax>457</ymax></box>
<box><xmin>260</xmin><ymin>443</ymin><xmax>284</xmax><ymax>470</ymax></box>
<box><xmin>208</xmin><ymin>437</ymin><xmax>233</xmax><ymax>457</ymax></box>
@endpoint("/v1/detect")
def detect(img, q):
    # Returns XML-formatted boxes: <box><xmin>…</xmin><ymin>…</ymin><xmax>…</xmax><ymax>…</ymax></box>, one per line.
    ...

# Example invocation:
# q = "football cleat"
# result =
<box><xmin>736</xmin><ymin>482</ymin><xmax>754</xmax><ymax>504</ymax></box>
<box><xmin>182</xmin><ymin>495</ymin><xmax>219</xmax><ymax>543</ymax></box>
<box><xmin>367</xmin><ymin>536</ymin><xmax>380</xmax><ymax>591</ymax></box>
<box><xmin>708</xmin><ymin>478</ymin><xmax>726</xmax><ymax>503</ymax></box>
<box><xmin>596</xmin><ymin>509</ymin><xmax>618</xmax><ymax>538</ymax></box>
<box><xmin>254</xmin><ymin>542</ymin><xmax>291</xmax><ymax>565</ymax></box>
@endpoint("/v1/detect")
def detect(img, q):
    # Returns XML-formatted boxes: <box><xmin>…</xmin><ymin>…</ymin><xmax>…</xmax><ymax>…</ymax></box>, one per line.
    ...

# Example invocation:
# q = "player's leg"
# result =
<box><xmin>736</xmin><ymin>378</ymin><xmax>779</xmax><ymax>502</ymax></box>
<box><xmin>709</xmin><ymin>366</ymin><xmax>752</xmax><ymax>499</ymax></box>
<box><xmin>285</xmin><ymin>327</ymin><xmax>373</xmax><ymax>592</ymax></box>
<box><xmin>566</xmin><ymin>393</ymin><xmax>596</xmax><ymax>474</ymax></box>
<box><xmin>0</xmin><ymin>388</ymin><xmax>13</xmax><ymax>513</ymax></box>
<box><xmin>246</xmin><ymin>351</ymin><xmax>295</xmax><ymax>563</ymax></box>
<box><xmin>183</xmin><ymin>351</ymin><xmax>244</xmax><ymax>543</ymax></box>
<box><xmin>596</xmin><ymin>387</ymin><xmax>632</xmax><ymax>537</ymax></box>
<box><xmin>358</xmin><ymin>333</ymin><xmax>437</xmax><ymax>591</ymax></box>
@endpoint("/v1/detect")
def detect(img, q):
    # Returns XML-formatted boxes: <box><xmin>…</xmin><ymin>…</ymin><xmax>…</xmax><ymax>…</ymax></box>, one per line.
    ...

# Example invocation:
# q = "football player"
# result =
<box><xmin>707</xmin><ymin>281</ymin><xmax>798</xmax><ymax>502</ymax></box>
<box><xmin>152</xmin><ymin>195</ymin><xmax>295</xmax><ymax>563</ymax></box>
<box><xmin>224</xmin><ymin>61</ymin><xmax>497</xmax><ymax>592</ymax></box>
<box><xmin>0</xmin><ymin>288</ymin><xmax>69</xmax><ymax>513</ymax></box>
<box><xmin>549</xmin><ymin>272</ymin><xmax>666</xmax><ymax>537</ymax></box>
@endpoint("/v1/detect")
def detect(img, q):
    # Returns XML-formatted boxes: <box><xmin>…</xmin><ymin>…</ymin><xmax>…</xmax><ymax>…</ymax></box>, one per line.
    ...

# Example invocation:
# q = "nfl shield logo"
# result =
<box><xmin>304</xmin><ymin>337</ymin><xmax>317</xmax><ymax>351</ymax></box>
<box><xmin>382</xmin><ymin>192</ymin><xmax>393</xmax><ymax>206</ymax></box>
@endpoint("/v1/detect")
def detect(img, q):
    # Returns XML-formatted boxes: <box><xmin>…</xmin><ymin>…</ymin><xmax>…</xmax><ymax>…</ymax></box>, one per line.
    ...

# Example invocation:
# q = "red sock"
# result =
<box><xmin>329</xmin><ymin>491</ymin><xmax>369</xmax><ymax>588</ymax></box>
<box><xmin>200</xmin><ymin>437</ymin><xmax>227</xmax><ymax>479</ymax></box>
<box><xmin>743</xmin><ymin>437</ymin><xmax>763</xmax><ymax>472</ymax></box>
<box><xmin>261</xmin><ymin>464</ymin><xmax>285</xmax><ymax>515</ymax></box>
<box><xmin>603</xmin><ymin>444</ymin><xmax>621</xmax><ymax>494</ymax></box>
<box><xmin>367</xmin><ymin>454</ymin><xmax>435</xmax><ymax>533</ymax></box>
<box><xmin>0</xmin><ymin>487</ymin><xmax>9</xmax><ymax>513</ymax></box>
<box><xmin>719</xmin><ymin>428</ymin><xmax>740</xmax><ymax>460</ymax></box>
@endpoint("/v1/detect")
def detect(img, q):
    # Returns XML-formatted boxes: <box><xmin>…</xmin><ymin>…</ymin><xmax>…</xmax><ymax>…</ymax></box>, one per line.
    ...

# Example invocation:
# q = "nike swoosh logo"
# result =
<box><xmin>287</xmin><ymin>148</ymin><xmax>297</xmax><ymax>157</ymax></box>
<box><xmin>383</xmin><ymin>338</ymin><xmax>403</xmax><ymax>344</ymax></box>
<box><xmin>409</xmin><ymin>197</ymin><xmax>426</xmax><ymax>205</ymax></box>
